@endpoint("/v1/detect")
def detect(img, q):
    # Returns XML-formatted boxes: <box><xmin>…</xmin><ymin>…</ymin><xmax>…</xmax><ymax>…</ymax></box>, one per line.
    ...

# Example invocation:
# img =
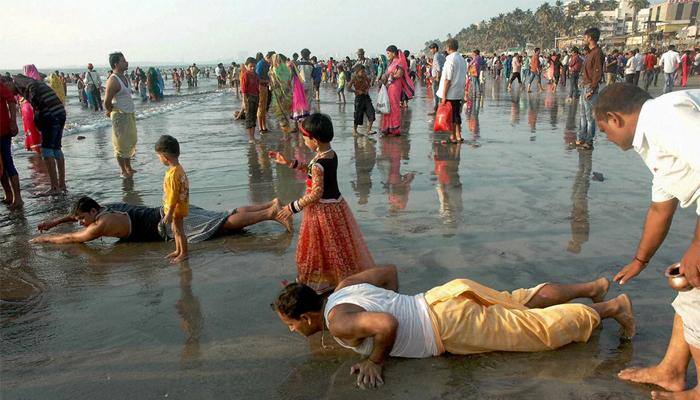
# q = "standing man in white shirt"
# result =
<box><xmin>661</xmin><ymin>45</ymin><xmax>682</xmax><ymax>94</ymax></box>
<box><xmin>437</xmin><ymin>39</ymin><xmax>467</xmax><ymax>144</ymax></box>
<box><xmin>633</xmin><ymin>49</ymin><xmax>643</xmax><ymax>86</ymax></box>
<box><xmin>103</xmin><ymin>52</ymin><xmax>137</xmax><ymax>178</ymax></box>
<box><xmin>561</xmin><ymin>50</ymin><xmax>570</xmax><ymax>88</ymax></box>
<box><xmin>85</xmin><ymin>63</ymin><xmax>103</xmax><ymax>112</ymax></box>
<box><xmin>427</xmin><ymin>43</ymin><xmax>445</xmax><ymax>115</ymax></box>
<box><xmin>594</xmin><ymin>83</ymin><xmax>700</xmax><ymax>399</ymax></box>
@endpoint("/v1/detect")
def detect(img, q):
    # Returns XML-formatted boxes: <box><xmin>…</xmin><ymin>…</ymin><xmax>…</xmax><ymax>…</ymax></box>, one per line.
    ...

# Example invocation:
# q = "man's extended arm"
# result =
<box><xmin>38</xmin><ymin>215</ymin><xmax>78</xmax><ymax>231</ymax></box>
<box><xmin>31</xmin><ymin>222</ymin><xmax>104</xmax><ymax>244</ymax></box>
<box><xmin>614</xmin><ymin>199</ymin><xmax>678</xmax><ymax>284</ymax></box>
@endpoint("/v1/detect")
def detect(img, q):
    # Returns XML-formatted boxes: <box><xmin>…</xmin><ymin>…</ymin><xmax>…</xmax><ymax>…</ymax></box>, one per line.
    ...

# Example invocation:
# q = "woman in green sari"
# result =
<box><xmin>269</xmin><ymin>54</ymin><xmax>293</xmax><ymax>133</ymax></box>
<box><xmin>377</xmin><ymin>55</ymin><xmax>388</xmax><ymax>83</ymax></box>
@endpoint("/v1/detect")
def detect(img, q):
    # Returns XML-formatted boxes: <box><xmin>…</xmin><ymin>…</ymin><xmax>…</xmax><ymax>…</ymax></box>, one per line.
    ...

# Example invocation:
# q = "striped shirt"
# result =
<box><xmin>14</xmin><ymin>75</ymin><xmax>65</xmax><ymax>118</ymax></box>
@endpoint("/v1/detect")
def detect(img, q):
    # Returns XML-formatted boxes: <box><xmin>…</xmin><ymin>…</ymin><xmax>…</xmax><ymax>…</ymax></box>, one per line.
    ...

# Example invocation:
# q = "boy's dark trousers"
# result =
<box><xmin>354</xmin><ymin>94</ymin><xmax>375</xmax><ymax>126</ymax></box>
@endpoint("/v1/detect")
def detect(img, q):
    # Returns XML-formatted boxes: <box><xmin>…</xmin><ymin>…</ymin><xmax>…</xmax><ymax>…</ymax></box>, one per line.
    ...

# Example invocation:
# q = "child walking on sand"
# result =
<box><xmin>269</xmin><ymin>113</ymin><xmax>375</xmax><ymax>293</ymax></box>
<box><xmin>347</xmin><ymin>65</ymin><xmax>376</xmax><ymax>136</ymax></box>
<box><xmin>155</xmin><ymin>135</ymin><xmax>189</xmax><ymax>264</ymax></box>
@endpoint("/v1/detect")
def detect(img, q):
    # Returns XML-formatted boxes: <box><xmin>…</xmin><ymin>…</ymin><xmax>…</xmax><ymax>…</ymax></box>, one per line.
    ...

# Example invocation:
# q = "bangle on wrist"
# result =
<box><xmin>634</xmin><ymin>256</ymin><xmax>649</xmax><ymax>266</ymax></box>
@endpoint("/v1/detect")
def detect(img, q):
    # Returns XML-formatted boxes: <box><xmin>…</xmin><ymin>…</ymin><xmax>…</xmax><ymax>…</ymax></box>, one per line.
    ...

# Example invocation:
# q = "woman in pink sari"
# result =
<box><xmin>20</xmin><ymin>64</ymin><xmax>42</xmax><ymax>153</ymax></box>
<box><xmin>680</xmin><ymin>50</ymin><xmax>691</xmax><ymax>87</ymax></box>
<box><xmin>380</xmin><ymin>45</ymin><xmax>414</xmax><ymax>136</ymax></box>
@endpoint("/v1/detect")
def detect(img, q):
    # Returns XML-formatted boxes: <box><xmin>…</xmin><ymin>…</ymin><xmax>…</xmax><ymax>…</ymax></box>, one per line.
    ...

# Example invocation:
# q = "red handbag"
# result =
<box><xmin>433</xmin><ymin>101</ymin><xmax>453</xmax><ymax>132</ymax></box>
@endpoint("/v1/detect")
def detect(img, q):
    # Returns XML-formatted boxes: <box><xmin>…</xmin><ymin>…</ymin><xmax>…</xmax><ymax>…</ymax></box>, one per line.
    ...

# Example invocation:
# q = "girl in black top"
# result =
<box><xmin>270</xmin><ymin>113</ymin><xmax>376</xmax><ymax>293</ymax></box>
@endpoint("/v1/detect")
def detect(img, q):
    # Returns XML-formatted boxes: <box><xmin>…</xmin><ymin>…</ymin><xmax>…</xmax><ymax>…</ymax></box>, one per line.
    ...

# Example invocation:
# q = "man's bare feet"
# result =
<box><xmin>591</xmin><ymin>277</ymin><xmax>610</xmax><ymax>303</ymax></box>
<box><xmin>614</xmin><ymin>294</ymin><xmax>636</xmax><ymax>340</ymax></box>
<box><xmin>171</xmin><ymin>253</ymin><xmax>189</xmax><ymax>264</ymax></box>
<box><xmin>271</xmin><ymin>199</ymin><xmax>293</xmax><ymax>232</ymax></box>
<box><xmin>618</xmin><ymin>365</ymin><xmax>687</xmax><ymax>393</ymax></box>
<box><xmin>165</xmin><ymin>250</ymin><xmax>180</xmax><ymax>259</ymax></box>
<box><xmin>651</xmin><ymin>387</ymin><xmax>699</xmax><ymax>399</ymax></box>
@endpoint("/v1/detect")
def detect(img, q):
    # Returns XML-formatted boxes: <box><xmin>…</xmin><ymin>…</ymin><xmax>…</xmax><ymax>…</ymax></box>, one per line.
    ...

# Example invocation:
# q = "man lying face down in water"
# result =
<box><xmin>273</xmin><ymin>265</ymin><xmax>635</xmax><ymax>389</ymax></box>
<box><xmin>31</xmin><ymin>196</ymin><xmax>292</xmax><ymax>244</ymax></box>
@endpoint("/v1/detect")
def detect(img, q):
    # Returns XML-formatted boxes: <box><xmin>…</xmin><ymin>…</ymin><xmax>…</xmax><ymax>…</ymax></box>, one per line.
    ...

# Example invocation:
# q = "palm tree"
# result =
<box><xmin>629</xmin><ymin>0</ymin><xmax>650</xmax><ymax>33</ymax></box>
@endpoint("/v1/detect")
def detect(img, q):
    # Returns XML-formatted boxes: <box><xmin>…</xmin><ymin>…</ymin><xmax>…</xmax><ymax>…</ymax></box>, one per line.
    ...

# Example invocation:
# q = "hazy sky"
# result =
<box><xmin>3</xmin><ymin>0</ymin><xmax>547</xmax><ymax>70</ymax></box>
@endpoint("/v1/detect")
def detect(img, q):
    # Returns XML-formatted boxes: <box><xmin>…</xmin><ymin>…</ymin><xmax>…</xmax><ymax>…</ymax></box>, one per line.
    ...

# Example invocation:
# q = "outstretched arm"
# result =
<box><xmin>31</xmin><ymin>222</ymin><xmax>104</xmax><ymax>244</ymax></box>
<box><xmin>328</xmin><ymin>309</ymin><xmax>398</xmax><ymax>389</ymax></box>
<box><xmin>336</xmin><ymin>265</ymin><xmax>398</xmax><ymax>292</ymax></box>
<box><xmin>38</xmin><ymin>215</ymin><xmax>78</xmax><ymax>232</ymax></box>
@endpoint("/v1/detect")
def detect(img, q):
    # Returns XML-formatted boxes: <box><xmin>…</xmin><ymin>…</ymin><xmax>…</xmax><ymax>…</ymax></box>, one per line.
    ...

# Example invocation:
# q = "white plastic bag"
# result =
<box><xmin>376</xmin><ymin>84</ymin><xmax>391</xmax><ymax>114</ymax></box>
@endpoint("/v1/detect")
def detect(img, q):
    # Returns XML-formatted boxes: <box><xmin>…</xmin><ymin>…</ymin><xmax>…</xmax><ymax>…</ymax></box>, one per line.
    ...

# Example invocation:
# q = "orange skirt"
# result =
<box><xmin>296</xmin><ymin>199</ymin><xmax>375</xmax><ymax>293</ymax></box>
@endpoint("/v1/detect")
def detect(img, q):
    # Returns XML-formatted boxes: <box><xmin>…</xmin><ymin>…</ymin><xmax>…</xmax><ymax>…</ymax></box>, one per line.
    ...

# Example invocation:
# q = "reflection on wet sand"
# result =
<box><xmin>433</xmin><ymin>142</ymin><xmax>463</xmax><ymax>229</ymax></box>
<box><xmin>379</xmin><ymin>136</ymin><xmax>414</xmax><ymax>213</ymax></box>
<box><xmin>568</xmin><ymin>150</ymin><xmax>592</xmax><ymax>254</ymax></box>
<box><xmin>351</xmin><ymin>135</ymin><xmax>376</xmax><ymax>205</ymax></box>
<box><xmin>176</xmin><ymin>263</ymin><xmax>203</xmax><ymax>366</ymax></box>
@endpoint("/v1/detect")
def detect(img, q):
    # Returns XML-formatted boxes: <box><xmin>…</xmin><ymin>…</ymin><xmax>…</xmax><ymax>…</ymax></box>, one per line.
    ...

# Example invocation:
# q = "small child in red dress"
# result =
<box><xmin>270</xmin><ymin>113</ymin><xmax>375</xmax><ymax>293</ymax></box>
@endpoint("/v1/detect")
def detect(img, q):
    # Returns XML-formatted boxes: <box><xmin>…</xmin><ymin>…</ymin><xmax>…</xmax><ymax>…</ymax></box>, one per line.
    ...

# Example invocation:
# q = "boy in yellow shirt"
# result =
<box><xmin>155</xmin><ymin>135</ymin><xmax>189</xmax><ymax>263</ymax></box>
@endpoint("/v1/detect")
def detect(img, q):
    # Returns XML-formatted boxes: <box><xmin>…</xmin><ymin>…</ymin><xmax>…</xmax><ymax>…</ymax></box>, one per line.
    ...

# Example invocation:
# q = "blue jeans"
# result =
<box><xmin>432</xmin><ymin>77</ymin><xmax>440</xmax><ymax>109</ymax></box>
<box><xmin>578</xmin><ymin>87</ymin><xmax>597</xmax><ymax>144</ymax></box>
<box><xmin>528</xmin><ymin>72</ymin><xmax>541</xmax><ymax>86</ymax></box>
<box><xmin>568</xmin><ymin>72</ymin><xmax>580</xmax><ymax>98</ymax></box>
<box><xmin>664</xmin><ymin>72</ymin><xmax>675</xmax><ymax>94</ymax></box>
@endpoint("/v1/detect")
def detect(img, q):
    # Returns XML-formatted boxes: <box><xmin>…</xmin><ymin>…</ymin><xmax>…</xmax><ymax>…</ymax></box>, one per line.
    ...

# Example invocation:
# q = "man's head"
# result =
<box><xmin>572</xmin><ymin>46</ymin><xmax>580</xmax><ymax>55</ymax></box>
<box><xmin>292</xmin><ymin>53</ymin><xmax>299</xmax><ymax>61</ymax></box>
<box><xmin>72</xmin><ymin>196</ymin><xmax>102</xmax><ymax>227</ymax></box>
<box><xmin>584</xmin><ymin>27</ymin><xmax>601</xmax><ymax>47</ymax></box>
<box><xmin>593</xmin><ymin>83</ymin><xmax>652</xmax><ymax>150</ymax></box>
<box><xmin>445</xmin><ymin>38</ymin><xmax>459</xmax><ymax>53</ymax></box>
<box><xmin>301</xmin><ymin>48</ymin><xmax>311</xmax><ymax>59</ymax></box>
<box><xmin>109</xmin><ymin>52</ymin><xmax>128</xmax><ymax>72</ymax></box>
<box><xmin>265</xmin><ymin>51</ymin><xmax>276</xmax><ymax>62</ymax></box>
<box><xmin>272</xmin><ymin>283</ymin><xmax>324</xmax><ymax>337</ymax></box>
<box><xmin>357</xmin><ymin>48</ymin><xmax>365</xmax><ymax>59</ymax></box>
<box><xmin>87</xmin><ymin>63</ymin><xmax>94</xmax><ymax>70</ymax></box>
<box><xmin>534</xmin><ymin>47</ymin><xmax>540</xmax><ymax>54</ymax></box>
<box><xmin>668</xmin><ymin>44</ymin><xmax>676</xmax><ymax>51</ymax></box>
<box><xmin>428</xmin><ymin>43</ymin><xmax>439</xmax><ymax>55</ymax></box>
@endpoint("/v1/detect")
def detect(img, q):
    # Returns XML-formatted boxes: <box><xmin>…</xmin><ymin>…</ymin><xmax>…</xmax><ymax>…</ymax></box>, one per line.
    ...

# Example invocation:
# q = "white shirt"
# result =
<box><xmin>660</xmin><ymin>50</ymin><xmax>681</xmax><ymax>74</ymax></box>
<box><xmin>437</xmin><ymin>52</ymin><xmax>467</xmax><ymax>100</ymax></box>
<box><xmin>625</xmin><ymin>57</ymin><xmax>636</xmax><ymax>75</ymax></box>
<box><xmin>85</xmin><ymin>70</ymin><xmax>101</xmax><ymax>87</ymax></box>
<box><xmin>634</xmin><ymin>53</ymin><xmax>643</xmax><ymax>72</ymax></box>
<box><xmin>562</xmin><ymin>54</ymin><xmax>570</xmax><ymax>66</ymax></box>
<box><xmin>325</xmin><ymin>283</ymin><xmax>439</xmax><ymax>358</ymax></box>
<box><xmin>633</xmin><ymin>90</ymin><xmax>700</xmax><ymax>215</ymax></box>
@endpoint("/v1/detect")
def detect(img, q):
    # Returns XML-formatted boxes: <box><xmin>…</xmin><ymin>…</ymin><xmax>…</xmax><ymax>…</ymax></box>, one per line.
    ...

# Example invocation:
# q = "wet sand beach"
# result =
<box><xmin>1</xmin><ymin>77</ymin><xmax>698</xmax><ymax>399</ymax></box>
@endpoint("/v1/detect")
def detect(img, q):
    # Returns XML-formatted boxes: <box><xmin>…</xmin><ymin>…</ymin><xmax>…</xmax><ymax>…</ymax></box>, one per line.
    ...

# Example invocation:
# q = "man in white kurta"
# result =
<box><xmin>594</xmin><ymin>83</ymin><xmax>700</xmax><ymax>399</ymax></box>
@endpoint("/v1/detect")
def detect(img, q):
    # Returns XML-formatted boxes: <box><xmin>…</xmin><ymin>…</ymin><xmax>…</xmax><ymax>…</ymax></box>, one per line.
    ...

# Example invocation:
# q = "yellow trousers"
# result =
<box><xmin>425</xmin><ymin>279</ymin><xmax>600</xmax><ymax>355</ymax></box>
<box><xmin>110</xmin><ymin>110</ymin><xmax>137</xmax><ymax>159</ymax></box>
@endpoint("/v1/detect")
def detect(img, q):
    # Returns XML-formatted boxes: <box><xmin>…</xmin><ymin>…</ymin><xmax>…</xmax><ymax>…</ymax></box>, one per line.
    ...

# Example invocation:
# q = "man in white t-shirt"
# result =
<box><xmin>595</xmin><ymin>84</ymin><xmax>700</xmax><ymax>399</ymax></box>
<box><xmin>661</xmin><ymin>45</ymin><xmax>682</xmax><ymax>94</ymax></box>
<box><xmin>633</xmin><ymin>49</ymin><xmax>643</xmax><ymax>86</ymax></box>
<box><xmin>437</xmin><ymin>38</ymin><xmax>467</xmax><ymax>143</ymax></box>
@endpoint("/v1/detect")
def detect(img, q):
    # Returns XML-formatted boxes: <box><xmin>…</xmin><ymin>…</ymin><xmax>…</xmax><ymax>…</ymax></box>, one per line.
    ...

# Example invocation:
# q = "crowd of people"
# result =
<box><xmin>1</xmin><ymin>27</ymin><xmax>699</xmax><ymax>398</ymax></box>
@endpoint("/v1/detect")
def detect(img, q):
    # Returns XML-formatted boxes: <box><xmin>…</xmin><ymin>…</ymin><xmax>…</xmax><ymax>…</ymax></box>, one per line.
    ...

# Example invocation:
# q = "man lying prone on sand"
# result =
<box><xmin>31</xmin><ymin>196</ymin><xmax>292</xmax><ymax>244</ymax></box>
<box><xmin>273</xmin><ymin>265</ymin><xmax>635</xmax><ymax>389</ymax></box>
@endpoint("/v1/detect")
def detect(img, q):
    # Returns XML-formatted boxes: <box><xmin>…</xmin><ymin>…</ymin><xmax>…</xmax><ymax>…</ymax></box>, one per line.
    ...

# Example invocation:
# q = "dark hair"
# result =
<box><xmin>428</xmin><ymin>43</ymin><xmax>439</xmax><ymax>50</ymax></box>
<box><xmin>301</xmin><ymin>48</ymin><xmax>310</xmax><ymax>58</ymax></box>
<box><xmin>386</xmin><ymin>45</ymin><xmax>399</xmax><ymax>55</ymax></box>
<box><xmin>108</xmin><ymin>52</ymin><xmax>124</xmax><ymax>69</ymax></box>
<box><xmin>266</xmin><ymin>51</ymin><xmax>276</xmax><ymax>59</ymax></box>
<box><xmin>593</xmin><ymin>83</ymin><xmax>652</xmax><ymax>120</ymax></box>
<box><xmin>534</xmin><ymin>47</ymin><xmax>540</xmax><ymax>52</ymax></box>
<box><xmin>292</xmin><ymin>52</ymin><xmax>299</xmax><ymax>59</ymax></box>
<box><xmin>572</xmin><ymin>46</ymin><xmax>580</xmax><ymax>54</ymax></box>
<box><xmin>72</xmin><ymin>196</ymin><xmax>102</xmax><ymax>216</ymax></box>
<box><xmin>272</xmin><ymin>282</ymin><xmax>323</xmax><ymax>319</ymax></box>
<box><xmin>584</xmin><ymin>27</ymin><xmax>600</xmax><ymax>42</ymax></box>
<box><xmin>668</xmin><ymin>44</ymin><xmax>676</xmax><ymax>50</ymax></box>
<box><xmin>445</xmin><ymin>38</ymin><xmax>459</xmax><ymax>51</ymax></box>
<box><xmin>255</xmin><ymin>52</ymin><xmax>264</xmax><ymax>61</ymax></box>
<box><xmin>302</xmin><ymin>113</ymin><xmax>334</xmax><ymax>143</ymax></box>
<box><xmin>403</xmin><ymin>50</ymin><xmax>410</xmax><ymax>58</ymax></box>
<box><xmin>154</xmin><ymin>135</ymin><xmax>181</xmax><ymax>156</ymax></box>
<box><xmin>245</xmin><ymin>57</ymin><xmax>256</xmax><ymax>66</ymax></box>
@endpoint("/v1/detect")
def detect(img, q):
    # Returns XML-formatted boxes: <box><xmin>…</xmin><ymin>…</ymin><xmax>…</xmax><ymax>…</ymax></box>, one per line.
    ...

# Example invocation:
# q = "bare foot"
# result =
<box><xmin>165</xmin><ymin>250</ymin><xmax>180</xmax><ymax>259</ymax></box>
<box><xmin>618</xmin><ymin>365</ymin><xmax>687</xmax><ymax>393</ymax></box>
<box><xmin>9</xmin><ymin>200</ymin><xmax>24</xmax><ymax>210</ymax></box>
<box><xmin>651</xmin><ymin>387</ymin><xmax>699</xmax><ymax>399</ymax></box>
<box><xmin>170</xmin><ymin>253</ymin><xmax>189</xmax><ymax>264</ymax></box>
<box><xmin>271</xmin><ymin>199</ymin><xmax>293</xmax><ymax>233</ymax></box>
<box><xmin>614</xmin><ymin>294</ymin><xmax>636</xmax><ymax>340</ymax></box>
<box><xmin>591</xmin><ymin>277</ymin><xmax>610</xmax><ymax>303</ymax></box>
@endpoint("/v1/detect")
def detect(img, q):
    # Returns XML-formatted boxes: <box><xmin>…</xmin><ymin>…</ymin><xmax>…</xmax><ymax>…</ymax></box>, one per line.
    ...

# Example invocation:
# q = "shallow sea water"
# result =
<box><xmin>1</xmin><ymin>76</ymin><xmax>697</xmax><ymax>399</ymax></box>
